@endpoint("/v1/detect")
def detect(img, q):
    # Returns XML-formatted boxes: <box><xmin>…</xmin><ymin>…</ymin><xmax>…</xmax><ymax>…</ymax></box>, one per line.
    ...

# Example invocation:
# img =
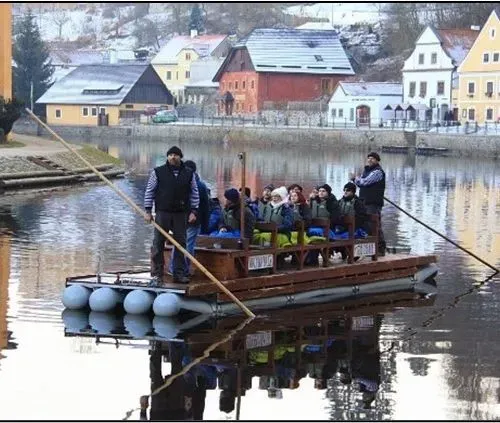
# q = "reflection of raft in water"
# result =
<box><xmin>62</xmin><ymin>222</ymin><xmax>438</xmax><ymax>317</ymax></box>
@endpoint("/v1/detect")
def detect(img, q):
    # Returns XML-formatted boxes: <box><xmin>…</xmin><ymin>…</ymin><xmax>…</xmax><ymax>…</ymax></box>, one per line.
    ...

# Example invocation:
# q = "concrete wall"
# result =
<box><xmin>13</xmin><ymin>119</ymin><xmax>500</xmax><ymax>159</ymax></box>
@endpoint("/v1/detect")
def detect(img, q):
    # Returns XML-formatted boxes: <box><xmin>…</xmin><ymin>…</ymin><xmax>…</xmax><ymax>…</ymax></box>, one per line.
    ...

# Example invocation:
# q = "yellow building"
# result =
<box><xmin>151</xmin><ymin>32</ymin><xmax>229</xmax><ymax>104</ymax></box>
<box><xmin>458</xmin><ymin>9</ymin><xmax>500</xmax><ymax>123</ymax></box>
<box><xmin>36</xmin><ymin>64</ymin><xmax>173</xmax><ymax>126</ymax></box>
<box><xmin>0</xmin><ymin>3</ymin><xmax>12</xmax><ymax>100</ymax></box>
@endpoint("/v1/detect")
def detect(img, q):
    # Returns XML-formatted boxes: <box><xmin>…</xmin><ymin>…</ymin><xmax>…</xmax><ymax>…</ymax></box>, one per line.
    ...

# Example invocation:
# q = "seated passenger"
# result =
<box><xmin>240</xmin><ymin>186</ymin><xmax>259</xmax><ymax>219</ymax></box>
<box><xmin>336</xmin><ymin>182</ymin><xmax>369</xmax><ymax>238</ymax></box>
<box><xmin>257</xmin><ymin>184</ymin><xmax>274</xmax><ymax>221</ymax></box>
<box><xmin>207</xmin><ymin>195</ymin><xmax>222</xmax><ymax>234</ymax></box>
<box><xmin>287</xmin><ymin>183</ymin><xmax>304</xmax><ymax>196</ymax></box>
<box><xmin>308</xmin><ymin>184</ymin><xmax>340</xmax><ymax>239</ymax></box>
<box><xmin>290</xmin><ymin>190</ymin><xmax>312</xmax><ymax>225</ymax></box>
<box><xmin>210</xmin><ymin>188</ymin><xmax>255</xmax><ymax>239</ymax></box>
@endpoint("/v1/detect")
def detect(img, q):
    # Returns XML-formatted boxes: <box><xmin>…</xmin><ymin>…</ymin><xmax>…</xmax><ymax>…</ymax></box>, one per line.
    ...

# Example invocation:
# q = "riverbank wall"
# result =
<box><xmin>13</xmin><ymin>119</ymin><xmax>500</xmax><ymax>159</ymax></box>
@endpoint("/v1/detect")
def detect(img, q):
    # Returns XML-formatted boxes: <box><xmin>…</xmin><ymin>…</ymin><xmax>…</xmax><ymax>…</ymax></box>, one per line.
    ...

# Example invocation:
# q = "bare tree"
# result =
<box><xmin>51</xmin><ymin>10</ymin><xmax>70</xmax><ymax>39</ymax></box>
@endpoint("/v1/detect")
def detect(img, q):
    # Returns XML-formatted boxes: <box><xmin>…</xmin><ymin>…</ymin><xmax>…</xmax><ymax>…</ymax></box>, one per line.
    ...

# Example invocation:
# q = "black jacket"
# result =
<box><xmin>154</xmin><ymin>163</ymin><xmax>194</xmax><ymax>212</ymax></box>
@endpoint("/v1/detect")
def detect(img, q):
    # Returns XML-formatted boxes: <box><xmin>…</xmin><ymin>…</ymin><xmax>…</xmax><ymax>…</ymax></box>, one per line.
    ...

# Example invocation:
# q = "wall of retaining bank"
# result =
<box><xmin>13</xmin><ymin>120</ymin><xmax>500</xmax><ymax>159</ymax></box>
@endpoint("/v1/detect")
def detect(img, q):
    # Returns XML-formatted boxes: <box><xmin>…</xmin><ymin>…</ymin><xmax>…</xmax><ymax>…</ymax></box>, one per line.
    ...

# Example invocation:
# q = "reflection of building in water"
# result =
<box><xmin>0</xmin><ymin>234</ymin><xmax>16</xmax><ymax>360</ymax></box>
<box><xmin>450</xmin><ymin>179</ymin><xmax>500</xmax><ymax>274</ymax></box>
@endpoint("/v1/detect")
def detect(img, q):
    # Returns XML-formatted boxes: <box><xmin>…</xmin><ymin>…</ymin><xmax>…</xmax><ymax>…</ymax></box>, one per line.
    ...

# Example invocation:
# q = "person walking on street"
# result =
<box><xmin>144</xmin><ymin>146</ymin><xmax>199</xmax><ymax>285</ymax></box>
<box><xmin>349</xmin><ymin>152</ymin><xmax>386</xmax><ymax>255</ymax></box>
<box><xmin>167</xmin><ymin>160</ymin><xmax>209</xmax><ymax>277</ymax></box>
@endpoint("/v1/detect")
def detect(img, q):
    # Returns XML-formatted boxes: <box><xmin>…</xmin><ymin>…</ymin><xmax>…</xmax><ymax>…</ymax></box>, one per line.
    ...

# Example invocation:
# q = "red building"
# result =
<box><xmin>213</xmin><ymin>28</ymin><xmax>355</xmax><ymax>115</ymax></box>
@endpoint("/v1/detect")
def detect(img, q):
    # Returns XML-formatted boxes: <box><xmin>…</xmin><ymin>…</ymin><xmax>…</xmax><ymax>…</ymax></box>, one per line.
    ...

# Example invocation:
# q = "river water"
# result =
<box><xmin>0</xmin><ymin>139</ymin><xmax>499</xmax><ymax>420</ymax></box>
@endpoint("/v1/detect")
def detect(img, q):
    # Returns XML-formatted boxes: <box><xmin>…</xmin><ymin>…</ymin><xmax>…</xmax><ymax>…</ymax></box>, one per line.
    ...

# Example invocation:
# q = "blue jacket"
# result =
<box><xmin>207</xmin><ymin>198</ymin><xmax>222</xmax><ymax>234</ymax></box>
<box><xmin>194</xmin><ymin>174</ymin><xmax>210</xmax><ymax>233</ymax></box>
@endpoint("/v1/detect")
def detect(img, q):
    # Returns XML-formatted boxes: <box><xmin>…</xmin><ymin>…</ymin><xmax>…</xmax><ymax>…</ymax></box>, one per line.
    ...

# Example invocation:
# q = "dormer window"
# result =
<box><xmin>314</xmin><ymin>55</ymin><xmax>323</xmax><ymax>62</ymax></box>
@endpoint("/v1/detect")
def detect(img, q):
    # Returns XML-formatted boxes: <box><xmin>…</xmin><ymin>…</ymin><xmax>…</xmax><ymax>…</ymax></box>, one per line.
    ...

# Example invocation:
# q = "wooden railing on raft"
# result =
<box><xmin>161</xmin><ymin>214</ymin><xmax>380</xmax><ymax>281</ymax></box>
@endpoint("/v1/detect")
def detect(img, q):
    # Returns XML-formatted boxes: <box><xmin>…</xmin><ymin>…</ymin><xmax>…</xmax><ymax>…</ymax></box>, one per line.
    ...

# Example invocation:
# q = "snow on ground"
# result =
<box><xmin>286</xmin><ymin>2</ymin><xmax>387</xmax><ymax>26</ymax></box>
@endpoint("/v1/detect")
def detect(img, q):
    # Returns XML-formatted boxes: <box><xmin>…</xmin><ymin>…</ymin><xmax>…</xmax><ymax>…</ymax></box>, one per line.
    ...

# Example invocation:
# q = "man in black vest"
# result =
<box><xmin>349</xmin><ymin>152</ymin><xmax>386</xmax><ymax>255</ymax></box>
<box><xmin>144</xmin><ymin>146</ymin><xmax>199</xmax><ymax>285</ymax></box>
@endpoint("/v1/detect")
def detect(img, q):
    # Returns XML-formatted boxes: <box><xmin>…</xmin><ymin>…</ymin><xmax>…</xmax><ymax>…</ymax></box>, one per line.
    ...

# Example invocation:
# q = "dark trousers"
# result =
<box><xmin>365</xmin><ymin>204</ymin><xmax>386</xmax><ymax>250</ymax></box>
<box><xmin>151</xmin><ymin>210</ymin><xmax>187</xmax><ymax>279</ymax></box>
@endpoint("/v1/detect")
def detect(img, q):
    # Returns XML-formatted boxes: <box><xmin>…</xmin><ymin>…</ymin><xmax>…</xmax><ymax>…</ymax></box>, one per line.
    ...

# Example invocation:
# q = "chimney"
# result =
<box><xmin>109</xmin><ymin>49</ymin><xmax>117</xmax><ymax>64</ymax></box>
<box><xmin>190</xmin><ymin>29</ymin><xmax>198</xmax><ymax>39</ymax></box>
<box><xmin>470</xmin><ymin>25</ymin><xmax>481</xmax><ymax>31</ymax></box>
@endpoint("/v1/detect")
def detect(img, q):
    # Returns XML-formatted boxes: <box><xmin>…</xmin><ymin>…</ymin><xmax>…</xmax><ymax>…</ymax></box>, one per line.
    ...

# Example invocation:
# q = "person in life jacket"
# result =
<box><xmin>309</xmin><ymin>184</ymin><xmax>340</xmax><ymax>229</ymax></box>
<box><xmin>336</xmin><ymin>182</ymin><xmax>369</xmax><ymax>234</ymax></box>
<box><xmin>349</xmin><ymin>152</ymin><xmax>386</xmax><ymax>255</ymax></box>
<box><xmin>260</xmin><ymin>186</ymin><xmax>294</xmax><ymax>234</ymax></box>
<box><xmin>257</xmin><ymin>184</ymin><xmax>274</xmax><ymax>221</ymax></box>
<box><xmin>239</xmin><ymin>186</ymin><xmax>259</xmax><ymax>219</ymax></box>
<box><xmin>289</xmin><ymin>190</ymin><xmax>312</xmax><ymax>225</ymax></box>
<box><xmin>207</xmin><ymin>195</ymin><xmax>222</xmax><ymax>234</ymax></box>
<box><xmin>287</xmin><ymin>183</ymin><xmax>304</xmax><ymax>196</ymax></box>
<box><xmin>212</xmin><ymin>188</ymin><xmax>256</xmax><ymax>239</ymax></box>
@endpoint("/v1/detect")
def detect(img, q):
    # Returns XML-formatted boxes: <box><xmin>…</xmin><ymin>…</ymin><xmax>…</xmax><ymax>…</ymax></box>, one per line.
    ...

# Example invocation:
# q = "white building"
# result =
<box><xmin>328</xmin><ymin>82</ymin><xmax>402</xmax><ymax>126</ymax></box>
<box><xmin>402</xmin><ymin>26</ymin><xmax>479</xmax><ymax>122</ymax></box>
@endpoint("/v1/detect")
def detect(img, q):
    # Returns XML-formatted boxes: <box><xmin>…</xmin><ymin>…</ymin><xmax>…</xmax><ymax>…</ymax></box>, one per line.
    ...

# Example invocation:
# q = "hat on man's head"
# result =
<box><xmin>343</xmin><ymin>182</ymin><xmax>357</xmax><ymax>193</ymax></box>
<box><xmin>318</xmin><ymin>184</ymin><xmax>332</xmax><ymax>195</ymax></box>
<box><xmin>264</xmin><ymin>184</ymin><xmax>275</xmax><ymax>191</ymax></box>
<box><xmin>166</xmin><ymin>146</ymin><xmax>183</xmax><ymax>158</ymax></box>
<box><xmin>224</xmin><ymin>188</ymin><xmax>240</xmax><ymax>203</ymax></box>
<box><xmin>367</xmin><ymin>152</ymin><xmax>381</xmax><ymax>162</ymax></box>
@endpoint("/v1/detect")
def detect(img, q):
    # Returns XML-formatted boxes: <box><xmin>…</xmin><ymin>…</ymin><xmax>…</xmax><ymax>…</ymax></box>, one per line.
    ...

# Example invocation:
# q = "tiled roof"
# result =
<box><xmin>233</xmin><ymin>28</ymin><xmax>354</xmax><ymax>75</ymax></box>
<box><xmin>36</xmin><ymin>64</ymin><xmax>148</xmax><ymax>105</ymax></box>
<box><xmin>436</xmin><ymin>29</ymin><xmax>479</xmax><ymax>65</ymax></box>
<box><xmin>340</xmin><ymin>82</ymin><xmax>402</xmax><ymax>96</ymax></box>
<box><xmin>151</xmin><ymin>34</ymin><xmax>228</xmax><ymax>65</ymax></box>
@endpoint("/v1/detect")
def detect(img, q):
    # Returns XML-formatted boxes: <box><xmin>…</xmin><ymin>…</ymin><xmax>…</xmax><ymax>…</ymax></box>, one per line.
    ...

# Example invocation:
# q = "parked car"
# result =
<box><xmin>143</xmin><ymin>105</ymin><xmax>168</xmax><ymax>116</ymax></box>
<box><xmin>152</xmin><ymin>109</ymin><xmax>178</xmax><ymax>123</ymax></box>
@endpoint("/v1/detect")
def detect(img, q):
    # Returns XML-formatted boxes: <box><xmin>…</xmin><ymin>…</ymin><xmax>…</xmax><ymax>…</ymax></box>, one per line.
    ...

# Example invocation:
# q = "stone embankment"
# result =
<box><xmin>0</xmin><ymin>134</ymin><xmax>125</xmax><ymax>194</ymax></box>
<box><xmin>13</xmin><ymin>119</ymin><xmax>500</xmax><ymax>159</ymax></box>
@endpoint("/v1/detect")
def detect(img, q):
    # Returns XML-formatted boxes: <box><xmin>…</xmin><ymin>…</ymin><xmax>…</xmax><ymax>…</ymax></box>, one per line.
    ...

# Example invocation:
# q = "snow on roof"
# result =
<box><xmin>296</xmin><ymin>22</ymin><xmax>335</xmax><ymax>31</ymax></box>
<box><xmin>436</xmin><ymin>29</ymin><xmax>479</xmax><ymax>65</ymax></box>
<box><xmin>36</xmin><ymin>64</ymin><xmax>148</xmax><ymax>105</ymax></box>
<box><xmin>229</xmin><ymin>28</ymin><xmax>354</xmax><ymax>75</ymax></box>
<box><xmin>339</xmin><ymin>82</ymin><xmax>402</xmax><ymax>96</ymax></box>
<box><xmin>151</xmin><ymin>34</ymin><xmax>227</xmax><ymax>65</ymax></box>
<box><xmin>49</xmin><ymin>49</ymin><xmax>105</xmax><ymax>66</ymax></box>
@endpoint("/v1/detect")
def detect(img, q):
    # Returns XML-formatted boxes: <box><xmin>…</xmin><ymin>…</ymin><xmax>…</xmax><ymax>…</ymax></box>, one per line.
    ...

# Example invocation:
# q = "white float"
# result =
<box><xmin>89</xmin><ymin>287</ymin><xmax>122</xmax><ymax>312</ymax></box>
<box><xmin>153</xmin><ymin>293</ymin><xmax>181</xmax><ymax>317</ymax></box>
<box><xmin>61</xmin><ymin>309</ymin><xmax>89</xmax><ymax>332</ymax></box>
<box><xmin>124</xmin><ymin>314</ymin><xmax>153</xmax><ymax>337</ymax></box>
<box><xmin>62</xmin><ymin>285</ymin><xmax>91</xmax><ymax>310</ymax></box>
<box><xmin>89</xmin><ymin>311</ymin><xmax>121</xmax><ymax>334</ymax></box>
<box><xmin>153</xmin><ymin>316</ymin><xmax>180</xmax><ymax>339</ymax></box>
<box><xmin>124</xmin><ymin>290</ymin><xmax>155</xmax><ymax>315</ymax></box>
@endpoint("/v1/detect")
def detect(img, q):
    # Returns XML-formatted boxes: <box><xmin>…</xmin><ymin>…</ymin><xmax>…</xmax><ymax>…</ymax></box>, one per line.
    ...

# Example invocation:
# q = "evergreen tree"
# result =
<box><xmin>12</xmin><ymin>10</ymin><xmax>54</xmax><ymax>109</ymax></box>
<box><xmin>188</xmin><ymin>3</ymin><xmax>204</xmax><ymax>34</ymax></box>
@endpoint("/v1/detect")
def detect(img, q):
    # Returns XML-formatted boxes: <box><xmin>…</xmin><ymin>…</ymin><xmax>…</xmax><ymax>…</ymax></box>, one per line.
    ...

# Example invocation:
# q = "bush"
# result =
<box><xmin>0</xmin><ymin>97</ymin><xmax>23</xmax><ymax>143</ymax></box>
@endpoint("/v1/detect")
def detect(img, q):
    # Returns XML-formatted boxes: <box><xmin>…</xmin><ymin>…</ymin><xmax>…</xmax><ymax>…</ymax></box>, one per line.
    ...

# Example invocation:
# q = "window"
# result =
<box><xmin>185</xmin><ymin>52</ymin><xmax>191</xmax><ymax>60</ymax></box>
<box><xmin>242</xmin><ymin>80</ymin><xmax>246</xmax><ymax>89</ymax></box>
<box><xmin>125</xmin><ymin>104</ymin><xmax>133</xmax><ymax>109</ymax></box>
<box><xmin>419</xmin><ymin>81</ymin><xmax>427</xmax><ymax>97</ymax></box>
<box><xmin>331</xmin><ymin>108</ymin><xmax>337</xmax><ymax>118</ymax></box>
<box><xmin>486</xmin><ymin>108</ymin><xmax>494</xmax><ymax>120</ymax></box>
<box><xmin>166</xmin><ymin>71</ymin><xmax>172</xmax><ymax>80</ymax></box>
<box><xmin>249</xmin><ymin>105</ymin><xmax>253</xmax><ymax>112</ymax></box>
<box><xmin>491</xmin><ymin>28</ymin><xmax>496</xmax><ymax>39</ymax></box>
<box><xmin>418</xmin><ymin>53</ymin><xmax>424</xmax><ymax>65</ymax></box>
<box><xmin>236</xmin><ymin>102</ymin><xmax>239</xmax><ymax>111</ymax></box>
<box><xmin>99</xmin><ymin>107</ymin><xmax>106</xmax><ymax>115</ymax></box>
<box><xmin>462</xmin><ymin>109</ymin><xmax>467</xmax><ymax>118</ymax></box>
<box><xmin>235</xmin><ymin>81</ymin><xmax>239</xmax><ymax>89</ymax></box>
<box><xmin>241</xmin><ymin>103</ymin><xmax>245</xmax><ymax>112</ymax></box>
<box><xmin>185</xmin><ymin>70</ymin><xmax>190</xmax><ymax>79</ymax></box>
<box><xmin>468</xmin><ymin>82</ymin><xmax>475</xmax><ymax>94</ymax></box>
<box><xmin>314</xmin><ymin>55</ymin><xmax>323</xmax><ymax>62</ymax></box>
<box><xmin>338</xmin><ymin>109</ymin><xmax>344</xmax><ymax>118</ymax></box>
<box><xmin>91</xmin><ymin>107</ymin><xmax>97</xmax><ymax>116</ymax></box>
<box><xmin>176</xmin><ymin>71</ymin><xmax>179</xmax><ymax>80</ymax></box>
<box><xmin>486</xmin><ymin>81</ymin><xmax>494</xmax><ymax>95</ymax></box>
<box><xmin>350</xmin><ymin>108</ymin><xmax>355</xmax><ymax>121</ymax></box>
<box><xmin>221</xmin><ymin>82</ymin><xmax>224</xmax><ymax>90</ymax></box>
<box><xmin>437</xmin><ymin>81</ymin><xmax>445</xmax><ymax>95</ymax></box>
<box><xmin>483</xmin><ymin>53</ymin><xmax>490</xmax><ymax>63</ymax></box>
<box><xmin>409</xmin><ymin>81</ymin><xmax>416</xmax><ymax>97</ymax></box>
<box><xmin>82</xmin><ymin>107</ymin><xmax>89</xmax><ymax>117</ymax></box>
<box><xmin>468</xmin><ymin>108</ymin><xmax>475</xmax><ymax>121</ymax></box>
<box><xmin>494</xmin><ymin>52</ymin><xmax>499</xmax><ymax>62</ymax></box>
<box><xmin>321</xmin><ymin>78</ymin><xmax>331</xmax><ymax>93</ymax></box>
<box><xmin>431</xmin><ymin>52</ymin><xmax>437</xmax><ymax>64</ymax></box>
<box><xmin>251</xmin><ymin>80</ymin><xmax>255</xmax><ymax>89</ymax></box>
<box><xmin>229</xmin><ymin>82</ymin><xmax>233</xmax><ymax>90</ymax></box>
<box><xmin>55</xmin><ymin>109</ymin><xmax>62</xmax><ymax>118</ymax></box>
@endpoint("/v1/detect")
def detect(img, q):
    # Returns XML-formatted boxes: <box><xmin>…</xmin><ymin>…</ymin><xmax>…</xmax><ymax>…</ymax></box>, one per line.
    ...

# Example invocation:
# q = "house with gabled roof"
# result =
<box><xmin>151</xmin><ymin>32</ymin><xmax>230</xmax><ymax>104</ymax></box>
<box><xmin>212</xmin><ymin>28</ymin><xmax>354</xmax><ymax>115</ymax></box>
<box><xmin>328</xmin><ymin>82</ymin><xmax>402</xmax><ymax>126</ymax></box>
<box><xmin>36</xmin><ymin>64</ymin><xmax>173</xmax><ymax>126</ymax></box>
<box><xmin>457</xmin><ymin>9</ymin><xmax>500</xmax><ymax>124</ymax></box>
<box><xmin>402</xmin><ymin>25</ymin><xmax>479</xmax><ymax>122</ymax></box>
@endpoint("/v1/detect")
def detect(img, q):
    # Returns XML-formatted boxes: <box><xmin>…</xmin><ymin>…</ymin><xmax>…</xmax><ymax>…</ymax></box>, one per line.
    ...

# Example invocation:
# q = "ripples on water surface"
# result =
<box><xmin>0</xmin><ymin>139</ymin><xmax>499</xmax><ymax>420</ymax></box>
